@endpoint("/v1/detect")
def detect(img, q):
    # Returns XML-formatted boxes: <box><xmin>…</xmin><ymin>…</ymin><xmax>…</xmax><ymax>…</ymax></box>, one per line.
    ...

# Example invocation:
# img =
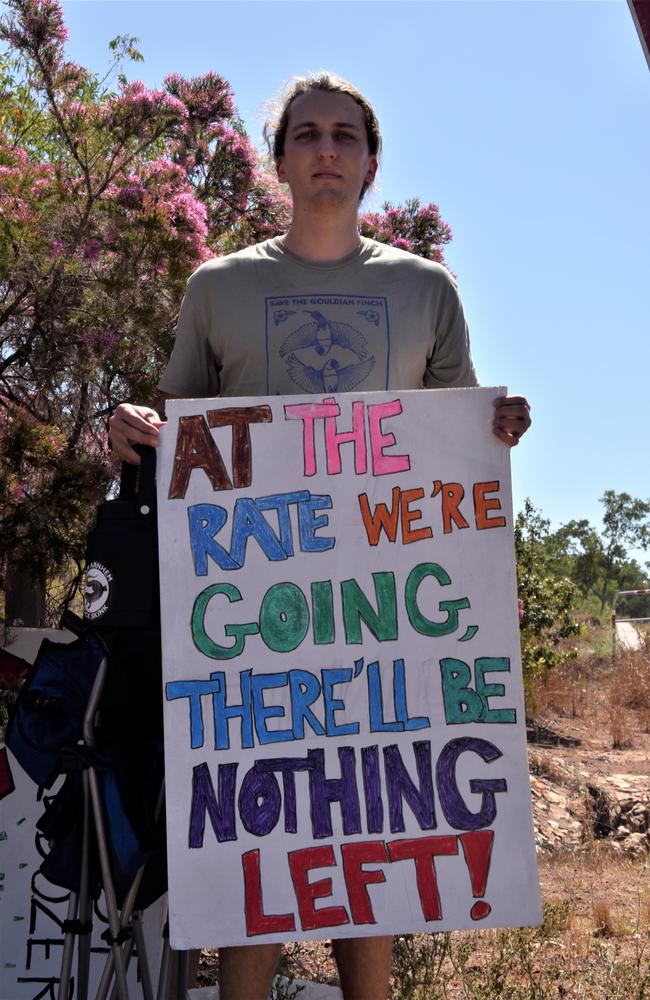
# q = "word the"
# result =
<box><xmin>284</xmin><ymin>396</ymin><xmax>410</xmax><ymax>478</ymax></box>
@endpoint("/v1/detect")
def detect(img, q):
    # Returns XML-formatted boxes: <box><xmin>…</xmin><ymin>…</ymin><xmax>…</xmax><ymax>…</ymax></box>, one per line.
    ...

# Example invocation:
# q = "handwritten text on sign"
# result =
<box><xmin>157</xmin><ymin>389</ymin><xmax>541</xmax><ymax>948</ymax></box>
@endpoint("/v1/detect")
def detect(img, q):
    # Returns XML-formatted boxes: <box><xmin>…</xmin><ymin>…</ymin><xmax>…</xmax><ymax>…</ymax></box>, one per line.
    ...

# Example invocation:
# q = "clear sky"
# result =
<box><xmin>56</xmin><ymin>0</ymin><xmax>650</xmax><ymax>560</ymax></box>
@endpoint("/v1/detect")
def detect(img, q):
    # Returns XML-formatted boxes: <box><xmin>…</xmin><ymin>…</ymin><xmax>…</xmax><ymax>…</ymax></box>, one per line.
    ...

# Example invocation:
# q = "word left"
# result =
<box><xmin>242</xmin><ymin>829</ymin><xmax>495</xmax><ymax>936</ymax></box>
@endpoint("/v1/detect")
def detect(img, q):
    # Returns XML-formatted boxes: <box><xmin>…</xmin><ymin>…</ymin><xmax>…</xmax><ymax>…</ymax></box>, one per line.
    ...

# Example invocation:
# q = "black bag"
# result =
<box><xmin>84</xmin><ymin>446</ymin><xmax>159</xmax><ymax>630</ymax></box>
<box><xmin>85</xmin><ymin>446</ymin><xmax>163</xmax><ymax>741</ymax></box>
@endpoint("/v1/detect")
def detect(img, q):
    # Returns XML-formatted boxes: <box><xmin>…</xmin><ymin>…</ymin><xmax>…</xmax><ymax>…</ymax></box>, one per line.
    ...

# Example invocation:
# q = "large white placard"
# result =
<box><xmin>157</xmin><ymin>388</ymin><xmax>541</xmax><ymax>949</ymax></box>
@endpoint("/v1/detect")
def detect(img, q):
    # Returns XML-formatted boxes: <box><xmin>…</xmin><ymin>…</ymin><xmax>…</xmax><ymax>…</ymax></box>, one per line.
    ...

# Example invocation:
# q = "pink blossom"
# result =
<box><xmin>10</xmin><ymin>481</ymin><xmax>27</xmax><ymax>501</ymax></box>
<box><xmin>116</xmin><ymin>174</ymin><xmax>145</xmax><ymax>208</ymax></box>
<box><xmin>80</xmin><ymin>238</ymin><xmax>102</xmax><ymax>261</ymax></box>
<box><xmin>2</xmin><ymin>0</ymin><xmax>68</xmax><ymax>72</ymax></box>
<box><xmin>82</xmin><ymin>329</ymin><xmax>119</xmax><ymax>355</ymax></box>
<box><xmin>64</xmin><ymin>100</ymin><xmax>86</xmax><ymax>117</ymax></box>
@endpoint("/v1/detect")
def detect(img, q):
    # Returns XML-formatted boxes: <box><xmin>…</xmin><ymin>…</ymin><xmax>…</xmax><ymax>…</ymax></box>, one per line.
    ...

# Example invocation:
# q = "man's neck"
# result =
<box><xmin>281</xmin><ymin>209</ymin><xmax>361</xmax><ymax>263</ymax></box>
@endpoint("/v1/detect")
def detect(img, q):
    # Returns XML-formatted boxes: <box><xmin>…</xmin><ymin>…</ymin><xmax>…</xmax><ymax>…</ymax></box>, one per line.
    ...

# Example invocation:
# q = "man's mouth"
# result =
<box><xmin>313</xmin><ymin>171</ymin><xmax>342</xmax><ymax>179</ymax></box>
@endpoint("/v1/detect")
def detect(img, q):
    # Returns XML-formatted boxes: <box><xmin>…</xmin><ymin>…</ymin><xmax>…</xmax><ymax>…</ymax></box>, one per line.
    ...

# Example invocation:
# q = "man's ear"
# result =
<box><xmin>276</xmin><ymin>157</ymin><xmax>286</xmax><ymax>183</ymax></box>
<box><xmin>365</xmin><ymin>155</ymin><xmax>378</xmax><ymax>186</ymax></box>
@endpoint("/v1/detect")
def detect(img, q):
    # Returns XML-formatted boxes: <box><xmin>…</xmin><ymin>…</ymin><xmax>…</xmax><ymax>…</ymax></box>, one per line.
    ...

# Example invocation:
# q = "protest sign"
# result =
<box><xmin>157</xmin><ymin>387</ymin><xmax>541</xmax><ymax>949</ymax></box>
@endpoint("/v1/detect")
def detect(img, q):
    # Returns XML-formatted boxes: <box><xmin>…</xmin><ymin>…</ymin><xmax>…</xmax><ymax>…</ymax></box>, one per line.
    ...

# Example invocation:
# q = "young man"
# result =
<box><xmin>109</xmin><ymin>73</ymin><xmax>530</xmax><ymax>1000</ymax></box>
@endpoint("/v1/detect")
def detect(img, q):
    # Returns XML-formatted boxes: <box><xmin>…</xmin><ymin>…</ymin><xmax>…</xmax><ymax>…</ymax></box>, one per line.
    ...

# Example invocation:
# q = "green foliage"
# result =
<box><xmin>388</xmin><ymin>903</ymin><xmax>576</xmax><ymax>999</ymax></box>
<box><xmin>515</xmin><ymin>500</ymin><xmax>580</xmax><ymax>696</ymax></box>
<box><xmin>553</xmin><ymin>491</ymin><xmax>650</xmax><ymax>614</ymax></box>
<box><xmin>0</xmin><ymin>0</ymin><xmax>290</xmax><ymax>619</ymax></box>
<box><xmin>1</xmin><ymin>1</ymin><xmax>457</xmax><ymax>623</ymax></box>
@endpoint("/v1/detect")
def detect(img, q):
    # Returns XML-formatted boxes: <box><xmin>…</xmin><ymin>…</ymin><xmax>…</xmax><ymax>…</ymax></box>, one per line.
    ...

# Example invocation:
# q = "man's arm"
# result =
<box><xmin>108</xmin><ymin>392</ymin><xmax>176</xmax><ymax>464</ymax></box>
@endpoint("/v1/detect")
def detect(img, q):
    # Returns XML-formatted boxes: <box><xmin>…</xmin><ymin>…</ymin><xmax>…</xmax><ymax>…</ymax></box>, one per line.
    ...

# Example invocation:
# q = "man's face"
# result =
<box><xmin>276</xmin><ymin>90</ymin><xmax>377</xmax><ymax>212</ymax></box>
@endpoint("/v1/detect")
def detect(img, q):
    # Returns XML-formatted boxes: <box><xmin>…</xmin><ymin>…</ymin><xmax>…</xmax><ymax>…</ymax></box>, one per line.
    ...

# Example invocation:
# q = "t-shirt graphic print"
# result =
<box><xmin>265</xmin><ymin>294</ymin><xmax>390</xmax><ymax>395</ymax></box>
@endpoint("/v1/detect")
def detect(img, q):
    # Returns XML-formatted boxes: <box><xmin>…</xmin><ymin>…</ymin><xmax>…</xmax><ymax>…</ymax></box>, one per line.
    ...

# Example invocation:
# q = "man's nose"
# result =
<box><xmin>317</xmin><ymin>133</ymin><xmax>337</xmax><ymax>158</ymax></box>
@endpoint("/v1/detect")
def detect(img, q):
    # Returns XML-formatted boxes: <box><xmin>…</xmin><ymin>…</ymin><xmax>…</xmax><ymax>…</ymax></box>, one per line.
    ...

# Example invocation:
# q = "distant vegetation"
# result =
<box><xmin>515</xmin><ymin>491</ymin><xmax>650</xmax><ymax>696</ymax></box>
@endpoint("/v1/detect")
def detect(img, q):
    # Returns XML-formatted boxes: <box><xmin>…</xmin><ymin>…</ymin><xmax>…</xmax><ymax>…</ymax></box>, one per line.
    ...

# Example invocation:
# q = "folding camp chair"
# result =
<box><xmin>7</xmin><ymin>448</ymin><xmax>192</xmax><ymax>1000</ymax></box>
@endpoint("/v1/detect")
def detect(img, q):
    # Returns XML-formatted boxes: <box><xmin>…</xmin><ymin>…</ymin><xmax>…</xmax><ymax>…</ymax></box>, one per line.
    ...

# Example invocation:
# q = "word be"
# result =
<box><xmin>243</xmin><ymin>829</ymin><xmax>494</xmax><ymax>935</ymax></box>
<box><xmin>441</xmin><ymin>658</ymin><xmax>516</xmax><ymax>724</ymax></box>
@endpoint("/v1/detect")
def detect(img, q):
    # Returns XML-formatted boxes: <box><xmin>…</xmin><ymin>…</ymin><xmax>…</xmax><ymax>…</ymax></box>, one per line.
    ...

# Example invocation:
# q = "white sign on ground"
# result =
<box><xmin>157</xmin><ymin>388</ymin><xmax>541</xmax><ymax>949</ymax></box>
<box><xmin>0</xmin><ymin>749</ymin><xmax>163</xmax><ymax>1000</ymax></box>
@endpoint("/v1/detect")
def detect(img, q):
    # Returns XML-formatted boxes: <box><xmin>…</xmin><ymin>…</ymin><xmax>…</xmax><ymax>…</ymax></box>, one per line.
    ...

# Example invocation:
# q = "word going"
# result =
<box><xmin>190</xmin><ymin>562</ymin><xmax>475</xmax><ymax>660</ymax></box>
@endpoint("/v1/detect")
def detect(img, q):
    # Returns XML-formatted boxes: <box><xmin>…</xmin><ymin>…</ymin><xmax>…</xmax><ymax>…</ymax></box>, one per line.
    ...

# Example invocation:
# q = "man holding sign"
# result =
<box><xmin>110</xmin><ymin>73</ymin><xmax>530</xmax><ymax>1000</ymax></box>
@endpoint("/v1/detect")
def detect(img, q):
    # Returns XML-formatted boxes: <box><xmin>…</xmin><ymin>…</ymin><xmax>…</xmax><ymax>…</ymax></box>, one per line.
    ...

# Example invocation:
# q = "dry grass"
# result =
<box><xmin>591</xmin><ymin>898</ymin><xmax>616</xmax><ymax>937</ymax></box>
<box><xmin>614</xmin><ymin>652</ymin><xmax>650</xmax><ymax>711</ymax></box>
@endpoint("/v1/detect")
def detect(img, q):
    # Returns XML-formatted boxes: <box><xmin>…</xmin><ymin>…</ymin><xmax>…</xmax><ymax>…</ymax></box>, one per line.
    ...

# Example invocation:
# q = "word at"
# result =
<box><xmin>168</xmin><ymin>405</ymin><xmax>272</xmax><ymax>499</ymax></box>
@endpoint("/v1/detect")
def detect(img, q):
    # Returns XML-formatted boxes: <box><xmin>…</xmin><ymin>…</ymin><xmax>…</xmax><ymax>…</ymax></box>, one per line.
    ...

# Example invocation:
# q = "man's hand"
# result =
<box><xmin>492</xmin><ymin>395</ymin><xmax>531</xmax><ymax>446</ymax></box>
<box><xmin>108</xmin><ymin>403</ymin><xmax>165</xmax><ymax>464</ymax></box>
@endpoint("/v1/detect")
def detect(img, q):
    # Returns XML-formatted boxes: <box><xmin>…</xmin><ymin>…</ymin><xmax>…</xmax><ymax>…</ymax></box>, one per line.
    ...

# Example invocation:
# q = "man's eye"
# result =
<box><xmin>295</xmin><ymin>130</ymin><xmax>317</xmax><ymax>141</ymax></box>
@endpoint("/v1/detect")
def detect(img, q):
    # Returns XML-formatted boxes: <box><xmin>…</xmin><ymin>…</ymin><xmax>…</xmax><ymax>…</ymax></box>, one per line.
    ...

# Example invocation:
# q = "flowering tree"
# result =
<box><xmin>360</xmin><ymin>198</ymin><xmax>453</xmax><ymax>263</ymax></box>
<box><xmin>0</xmin><ymin>0</ymin><xmax>456</xmax><ymax>624</ymax></box>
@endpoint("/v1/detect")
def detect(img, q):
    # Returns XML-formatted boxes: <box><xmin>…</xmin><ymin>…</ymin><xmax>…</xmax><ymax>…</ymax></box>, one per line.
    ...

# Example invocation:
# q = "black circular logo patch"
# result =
<box><xmin>84</xmin><ymin>562</ymin><xmax>113</xmax><ymax>620</ymax></box>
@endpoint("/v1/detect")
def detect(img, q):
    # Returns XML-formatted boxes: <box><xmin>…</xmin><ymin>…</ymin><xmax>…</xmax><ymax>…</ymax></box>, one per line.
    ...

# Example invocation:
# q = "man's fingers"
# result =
<box><xmin>492</xmin><ymin>395</ymin><xmax>531</xmax><ymax>446</ymax></box>
<box><xmin>108</xmin><ymin>405</ymin><xmax>164</xmax><ymax>463</ymax></box>
<box><xmin>492</xmin><ymin>426</ymin><xmax>521</xmax><ymax>447</ymax></box>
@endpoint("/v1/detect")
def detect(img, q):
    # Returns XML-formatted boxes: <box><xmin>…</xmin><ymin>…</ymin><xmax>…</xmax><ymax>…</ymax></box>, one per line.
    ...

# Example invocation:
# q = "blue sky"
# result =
<box><xmin>58</xmin><ymin>0</ymin><xmax>650</xmax><ymax>561</ymax></box>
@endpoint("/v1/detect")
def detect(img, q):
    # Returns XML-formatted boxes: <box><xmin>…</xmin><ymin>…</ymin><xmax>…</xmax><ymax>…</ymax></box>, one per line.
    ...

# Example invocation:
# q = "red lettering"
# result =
<box><xmin>388</xmin><ymin>835</ymin><xmax>458</xmax><ymax>921</ymax></box>
<box><xmin>400</xmin><ymin>488</ymin><xmax>433</xmax><ymax>544</ymax></box>
<box><xmin>341</xmin><ymin>840</ymin><xmax>388</xmax><ymax>924</ymax></box>
<box><xmin>437</xmin><ymin>483</ymin><xmax>469</xmax><ymax>535</ymax></box>
<box><xmin>242</xmin><ymin>850</ymin><xmax>295</xmax><ymax>936</ymax></box>
<box><xmin>207</xmin><ymin>406</ymin><xmax>272</xmax><ymax>489</ymax></box>
<box><xmin>168</xmin><ymin>414</ymin><xmax>232</xmax><ymax>499</ymax></box>
<box><xmin>357</xmin><ymin>487</ymin><xmax>401</xmax><ymax>545</ymax></box>
<box><xmin>288</xmin><ymin>845</ymin><xmax>349</xmax><ymax>931</ymax></box>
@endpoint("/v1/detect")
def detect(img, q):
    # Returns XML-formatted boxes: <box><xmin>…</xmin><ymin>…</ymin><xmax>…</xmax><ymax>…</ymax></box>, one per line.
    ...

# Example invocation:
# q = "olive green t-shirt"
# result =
<box><xmin>159</xmin><ymin>236</ymin><xmax>478</xmax><ymax>398</ymax></box>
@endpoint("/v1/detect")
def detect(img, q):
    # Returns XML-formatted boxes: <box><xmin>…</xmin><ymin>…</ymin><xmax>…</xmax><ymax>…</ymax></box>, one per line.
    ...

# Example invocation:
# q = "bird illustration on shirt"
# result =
<box><xmin>279</xmin><ymin>309</ymin><xmax>375</xmax><ymax>392</ymax></box>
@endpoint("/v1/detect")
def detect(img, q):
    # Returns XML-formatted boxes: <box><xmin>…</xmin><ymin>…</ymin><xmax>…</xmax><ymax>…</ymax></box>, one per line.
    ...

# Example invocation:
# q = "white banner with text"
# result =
<box><xmin>157</xmin><ymin>387</ymin><xmax>541</xmax><ymax>948</ymax></box>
